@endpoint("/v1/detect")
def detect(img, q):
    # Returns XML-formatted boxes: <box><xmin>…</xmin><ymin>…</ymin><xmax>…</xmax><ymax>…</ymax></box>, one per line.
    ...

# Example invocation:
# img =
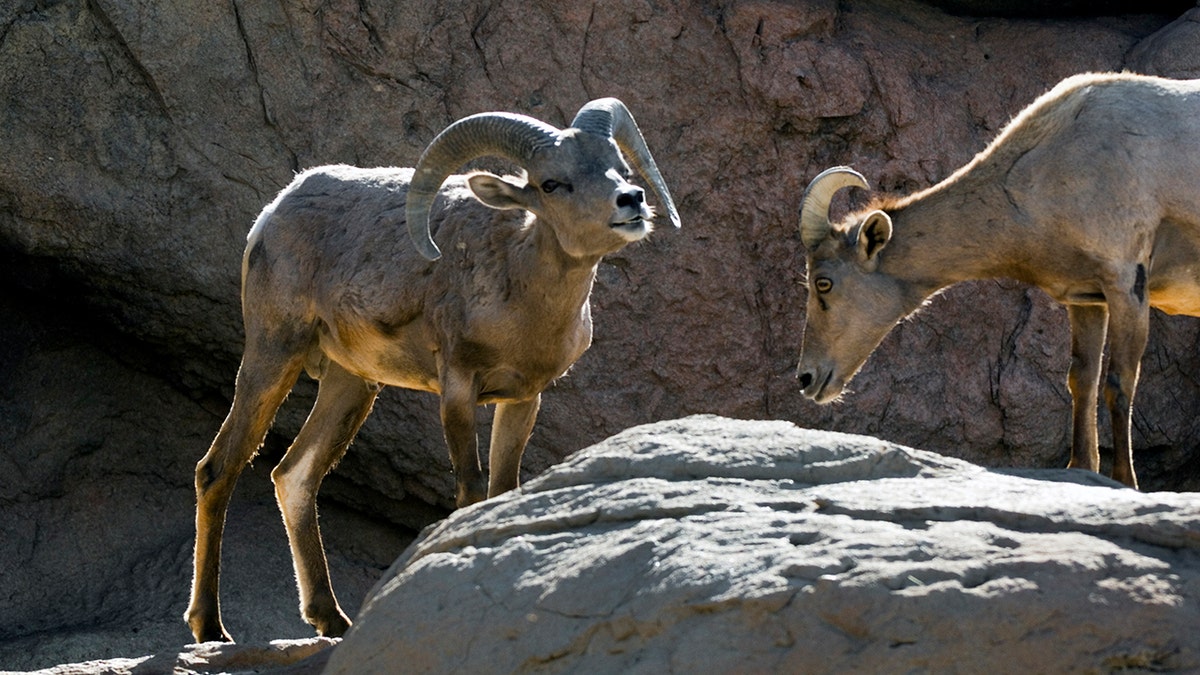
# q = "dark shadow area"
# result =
<box><xmin>0</xmin><ymin>270</ymin><xmax>422</xmax><ymax>671</ymax></box>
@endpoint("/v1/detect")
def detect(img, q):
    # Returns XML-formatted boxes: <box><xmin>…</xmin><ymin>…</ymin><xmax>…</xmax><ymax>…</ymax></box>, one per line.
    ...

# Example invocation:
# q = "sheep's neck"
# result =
<box><xmin>877</xmin><ymin>176</ymin><xmax>1024</xmax><ymax>297</ymax></box>
<box><xmin>511</xmin><ymin>220</ymin><xmax>600</xmax><ymax>330</ymax></box>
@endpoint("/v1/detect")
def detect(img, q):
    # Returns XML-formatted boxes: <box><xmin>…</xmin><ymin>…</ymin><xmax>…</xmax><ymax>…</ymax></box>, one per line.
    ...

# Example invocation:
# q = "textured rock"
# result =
<box><xmin>1128</xmin><ymin>7</ymin><xmax>1200</xmax><ymax>76</ymax></box>
<box><xmin>27</xmin><ymin>638</ymin><xmax>334</xmax><ymax>675</ymax></box>
<box><xmin>928</xmin><ymin>0</ymin><xmax>1194</xmax><ymax>16</ymax></box>
<box><xmin>328</xmin><ymin>416</ymin><xmax>1200</xmax><ymax>673</ymax></box>
<box><xmin>6</xmin><ymin>0</ymin><xmax>1200</xmax><ymax>669</ymax></box>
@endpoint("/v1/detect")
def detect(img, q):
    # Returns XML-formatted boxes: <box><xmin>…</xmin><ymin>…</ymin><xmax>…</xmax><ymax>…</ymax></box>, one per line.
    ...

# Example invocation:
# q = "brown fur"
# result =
<box><xmin>186</xmin><ymin>123</ymin><xmax>669</xmax><ymax>642</ymax></box>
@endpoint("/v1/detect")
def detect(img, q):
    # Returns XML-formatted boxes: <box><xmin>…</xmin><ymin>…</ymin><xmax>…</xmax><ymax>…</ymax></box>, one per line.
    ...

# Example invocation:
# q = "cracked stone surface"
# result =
<box><xmin>327</xmin><ymin>416</ymin><xmax>1200</xmax><ymax>673</ymax></box>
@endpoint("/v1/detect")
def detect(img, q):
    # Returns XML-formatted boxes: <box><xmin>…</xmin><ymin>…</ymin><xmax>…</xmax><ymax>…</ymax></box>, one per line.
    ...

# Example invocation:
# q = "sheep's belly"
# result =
<box><xmin>1151</xmin><ymin>286</ymin><xmax>1200</xmax><ymax>317</ymax></box>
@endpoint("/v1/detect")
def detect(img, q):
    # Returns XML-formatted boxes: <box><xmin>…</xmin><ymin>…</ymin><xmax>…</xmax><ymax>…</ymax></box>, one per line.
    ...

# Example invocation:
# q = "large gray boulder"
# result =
<box><xmin>328</xmin><ymin>415</ymin><xmax>1200</xmax><ymax>673</ymax></box>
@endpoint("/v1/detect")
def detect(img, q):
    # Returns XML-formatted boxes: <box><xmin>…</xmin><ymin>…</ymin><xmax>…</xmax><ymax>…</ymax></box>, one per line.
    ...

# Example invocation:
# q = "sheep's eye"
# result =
<box><xmin>541</xmin><ymin>179</ymin><xmax>571</xmax><ymax>194</ymax></box>
<box><xmin>814</xmin><ymin>277</ymin><xmax>833</xmax><ymax>294</ymax></box>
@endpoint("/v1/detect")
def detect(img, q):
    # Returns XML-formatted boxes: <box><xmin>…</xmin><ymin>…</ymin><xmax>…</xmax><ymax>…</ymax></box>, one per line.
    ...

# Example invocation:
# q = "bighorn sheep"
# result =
<box><xmin>795</xmin><ymin>72</ymin><xmax>1200</xmax><ymax>490</ymax></box>
<box><xmin>185</xmin><ymin>98</ymin><xmax>680</xmax><ymax>643</ymax></box>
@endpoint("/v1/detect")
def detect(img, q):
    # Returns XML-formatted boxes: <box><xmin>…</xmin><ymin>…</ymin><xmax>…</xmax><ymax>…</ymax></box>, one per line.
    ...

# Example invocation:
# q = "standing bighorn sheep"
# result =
<box><xmin>185</xmin><ymin>98</ymin><xmax>679</xmax><ymax>643</ymax></box>
<box><xmin>796</xmin><ymin>72</ymin><xmax>1200</xmax><ymax>490</ymax></box>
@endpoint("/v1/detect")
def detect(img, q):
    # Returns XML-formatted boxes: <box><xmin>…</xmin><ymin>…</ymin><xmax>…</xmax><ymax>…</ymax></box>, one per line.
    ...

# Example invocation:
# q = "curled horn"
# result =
<box><xmin>406</xmin><ymin>113</ymin><xmax>561</xmax><ymax>260</ymax></box>
<box><xmin>571</xmin><ymin>98</ymin><xmax>681</xmax><ymax>229</ymax></box>
<box><xmin>799</xmin><ymin>167</ymin><xmax>870</xmax><ymax>250</ymax></box>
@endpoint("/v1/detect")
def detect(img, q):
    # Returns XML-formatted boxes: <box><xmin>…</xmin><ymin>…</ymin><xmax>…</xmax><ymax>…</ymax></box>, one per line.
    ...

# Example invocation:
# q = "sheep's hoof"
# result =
<box><xmin>315</xmin><ymin>612</ymin><xmax>352</xmax><ymax>638</ymax></box>
<box><xmin>455</xmin><ymin>479</ymin><xmax>488</xmax><ymax>508</ymax></box>
<box><xmin>187</xmin><ymin>612</ymin><xmax>233</xmax><ymax>644</ymax></box>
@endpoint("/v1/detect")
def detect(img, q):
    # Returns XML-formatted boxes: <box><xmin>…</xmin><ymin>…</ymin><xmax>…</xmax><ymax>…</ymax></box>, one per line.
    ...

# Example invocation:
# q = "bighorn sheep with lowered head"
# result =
<box><xmin>795</xmin><ymin>72</ymin><xmax>1200</xmax><ymax>490</ymax></box>
<box><xmin>186</xmin><ymin>98</ymin><xmax>680</xmax><ymax>643</ymax></box>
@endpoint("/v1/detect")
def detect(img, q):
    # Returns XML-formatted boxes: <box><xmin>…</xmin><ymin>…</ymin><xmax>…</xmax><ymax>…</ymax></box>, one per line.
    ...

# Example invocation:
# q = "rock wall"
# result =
<box><xmin>4</xmin><ymin>0</ymin><xmax>1200</xmax><ymax>668</ymax></box>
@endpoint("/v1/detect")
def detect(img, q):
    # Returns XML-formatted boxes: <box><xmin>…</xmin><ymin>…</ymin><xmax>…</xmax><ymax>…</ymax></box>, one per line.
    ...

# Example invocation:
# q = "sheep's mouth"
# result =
<box><xmin>610</xmin><ymin>216</ymin><xmax>645</xmax><ymax>229</ymax></box>
<box><xmin>609</xmin><ymin>216</ymin><xmax>652</xmax><ymax>241</ymax></box>
<box><xmin>609</xmin><ymin>213</ymin><xmax>652</xmax><ymax>242</ymax></box>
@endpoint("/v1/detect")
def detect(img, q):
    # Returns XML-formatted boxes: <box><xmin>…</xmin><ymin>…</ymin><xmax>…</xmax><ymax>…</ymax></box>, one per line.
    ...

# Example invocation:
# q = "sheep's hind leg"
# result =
<box><xmin>1065</xmin><ymin>304</ymin><xmax>1107</xmax><ymax>473</ymax></box>
<box><xmin>1102</xmin><ymin>279</ymin><xmax>1149</xmax><ymax>489</ymax></box>
<box><xmin>187</xmin><ymin>342</ymin><xmax>306</xmax><ymax>643</ymax></box>
<box><xmin>272</xmin><ymin>360</ymin><xmax>379</xmax><ymax>637</ymax></box>
<box><xmin>488</xmin><ymin>394</ymin><xmax>541</xmax><ymax>498</ymax></box>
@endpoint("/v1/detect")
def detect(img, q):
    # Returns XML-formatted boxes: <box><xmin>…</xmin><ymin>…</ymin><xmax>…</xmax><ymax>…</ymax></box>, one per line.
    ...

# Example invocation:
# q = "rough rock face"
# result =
<box><xmin>6</xmin><ymin>1</ymin><xmax>1200</xmax><ymax>515</ymax></box>
<box><xmin>328</xmin><ymin>415</ymin><xmax>1200</xmax><ymax>673</ymax></box>
<box><xmin>5</xmin><ymin>0</ymin><xmax>1200</xmax><ymax>669</ymax></box>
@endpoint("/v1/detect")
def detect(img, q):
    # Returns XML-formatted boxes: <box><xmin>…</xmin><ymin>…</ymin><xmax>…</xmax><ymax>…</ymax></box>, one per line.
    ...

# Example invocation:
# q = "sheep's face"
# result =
<box><xmin>796</xmin><ymin>211</ymin><xmax>911</xmax><ymax>404</ymax></box>
<box><xmin>467</xmin><ymin>131</ymin><xmax>654</xmax><ymax>259</ymax></box>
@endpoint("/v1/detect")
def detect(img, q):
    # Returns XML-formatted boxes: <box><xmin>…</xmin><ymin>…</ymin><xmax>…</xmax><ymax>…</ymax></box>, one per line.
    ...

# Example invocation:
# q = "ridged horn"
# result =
<box><xmin>571</xmin><ymin>98</ymin><xmax>681</xmax><ymax>229</ymax></box>
<box><xmin>406</xmin><ymin>112</ymin><xmax>561</xmax><ymax>260</ymax></box>
<box><xmin>799</xmin><ymin>166</ymin><xmax>870</xmax><ymax>250</ymax></box>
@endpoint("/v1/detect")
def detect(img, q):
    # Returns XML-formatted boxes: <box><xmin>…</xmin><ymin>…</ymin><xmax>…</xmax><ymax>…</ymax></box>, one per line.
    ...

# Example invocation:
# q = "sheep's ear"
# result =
<box><xmin>856</xmin><ymin>210</ymin><xmax>892</xmax><ymax>269</ymax></box>
<box><xmin>467</xmin><ymin>173</ymin><xmax>536</xmax><ymax>211</ymax></box>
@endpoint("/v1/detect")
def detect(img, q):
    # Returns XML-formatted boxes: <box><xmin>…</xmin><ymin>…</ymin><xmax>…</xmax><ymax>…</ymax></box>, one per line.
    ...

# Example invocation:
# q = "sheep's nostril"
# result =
<box><xmin>798</xmin><ymin>372</ymin><xmax>813</xmax><ymax>388</ymax></box>
<box><xmin>616</xmin><ymin>190</ymin><xmax>643</xmax><ymax>209</ymax></box>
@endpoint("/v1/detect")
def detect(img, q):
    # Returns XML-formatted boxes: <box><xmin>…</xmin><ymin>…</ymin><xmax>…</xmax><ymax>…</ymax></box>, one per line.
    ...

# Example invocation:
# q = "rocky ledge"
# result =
<box><xmin>328</xmin><ymin>415</ymin><xmax>1200</xmax><ymax>673</ymax></box>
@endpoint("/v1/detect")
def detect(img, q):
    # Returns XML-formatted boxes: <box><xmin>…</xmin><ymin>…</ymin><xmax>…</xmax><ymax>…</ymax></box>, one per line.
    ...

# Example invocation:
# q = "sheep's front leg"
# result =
<box><xmin>1102</xmin><ymin>273</ymin><xmax>1150</xmax><ymax>489</ymax></box>
<box><xmin>1065</xmin><ymin>304</ymin><xmax>1107</xmax><ymax>473</ymax></box>
<box><xmin>488</xmin><ymin>394</ymin><xmax>541</xmax><ymax>498</ymax></box>
<box><xmin>441</xmin><ymin>369</ymin><xmax>487</xmax><ymax>507</ymax></box>
<box><xmin>272</xmin><ymin>361</ymin><xmax>379</xmax><ymax>637</ymax></box>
